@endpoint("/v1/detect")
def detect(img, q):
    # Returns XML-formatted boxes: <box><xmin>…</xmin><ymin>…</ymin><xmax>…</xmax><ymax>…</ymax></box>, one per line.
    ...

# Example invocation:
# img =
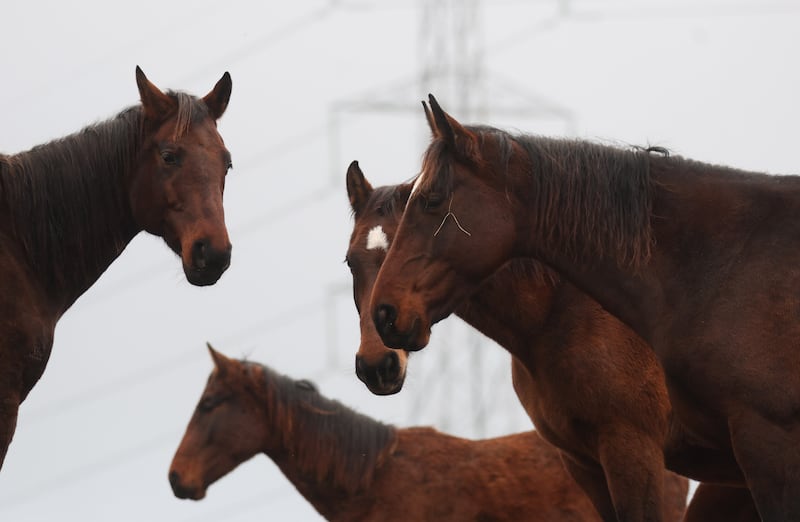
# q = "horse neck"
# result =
<box><xmin>495</xmin><ymin>139</ymin><xmax>662</xmax><ymax>342</ymax></box>
<box><xmin>257</xmin><ymin>369</ymin><xmax>397</xmax><ymax>513</ymax></box>
<box><xmin>1</xmin><ymin>110</ymin><xmax>141</xmax><ymax>313</ymax></box>
<box><xmin>511</xmin><ymin>147</ymin><xmax>791</xmax><ymax>346</ymax></box>
<box><xmin>455</xmin><ymin>261</ymin><xmax>560</xmax><ymax>360</ymax></box>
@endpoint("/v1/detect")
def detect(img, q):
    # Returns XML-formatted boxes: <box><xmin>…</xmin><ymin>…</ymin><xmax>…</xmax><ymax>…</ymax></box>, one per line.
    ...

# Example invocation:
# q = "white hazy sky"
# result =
<box><xmin>1</xmin><ymin>1</ymin><xmax>799</xmax><ymax>520</ymax></box>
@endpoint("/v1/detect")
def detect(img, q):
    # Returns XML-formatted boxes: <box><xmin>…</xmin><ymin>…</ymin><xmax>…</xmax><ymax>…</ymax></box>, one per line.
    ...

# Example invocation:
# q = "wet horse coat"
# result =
<box><xmin>370</xmin><ymin>95</ymin><xmax>798</xmax><ymax>521</ymax></box>
<box><xmin>169</xmin><ymin>345</ymin><xmax>613</xmax><ymax>521</ymax></box>
<box><xmin>0</xmin><ymin>68</ymin><xmax>233</xmax><ymax>469</ymax></box>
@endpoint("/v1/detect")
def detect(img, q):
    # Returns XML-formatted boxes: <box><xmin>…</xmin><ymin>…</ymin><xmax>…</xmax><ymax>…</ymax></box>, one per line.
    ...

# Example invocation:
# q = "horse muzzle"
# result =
<box><xmin>168</xmin><ymin>470</ymin><xmax>206</xmax><ymax>500</ymax></box>
<box><xmin>372</xmin><ymin>303</ymin><xmax>428</xmax><ymax>351</ymax></box>
<box><xmin>184</xmin><ymin>239</ymin><xmax>232</xmax><ymax>286</ymax></box>
<box><xmin>355</xmin><ymin>351</ymin><xmax>406</xmax><ymax>395</ymax></box>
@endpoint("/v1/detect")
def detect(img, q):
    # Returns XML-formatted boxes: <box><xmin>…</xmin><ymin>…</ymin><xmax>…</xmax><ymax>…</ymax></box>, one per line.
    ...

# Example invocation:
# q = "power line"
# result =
<box><xmin>179</xmin><ymin>2</ymin><xmax>340</xmax><ymax>86</ymax></box>
<box><xmin>23</xmin><ymin>294</ymin><xmax>329</xmax><ymax>424</ymax></box>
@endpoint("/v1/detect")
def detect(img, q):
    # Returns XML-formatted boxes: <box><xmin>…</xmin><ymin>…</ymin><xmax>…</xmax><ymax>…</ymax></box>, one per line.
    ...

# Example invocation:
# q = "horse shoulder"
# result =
<box><xmin>0</xmin><ymin>241</ymin><xmax>56</xmax><ymax>401</ymax></box>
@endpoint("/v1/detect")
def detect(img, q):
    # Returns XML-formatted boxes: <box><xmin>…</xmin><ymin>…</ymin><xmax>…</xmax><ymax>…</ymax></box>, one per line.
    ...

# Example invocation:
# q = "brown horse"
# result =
<box><xmin>0</xmin><ymin>67</ymin><xmax>233</xmax><ymax>469</ymax></box>
<box><xmin>170</xmin><ymin>344</ymin><xmax>631</xmax><ymax>521</ymax></box>
<box><xmin>370</xmin><ymin>94</ymin><xmax>799</xmax><ymax>521</ymax></box>
<box><xmin>345</xmin><ymin>161</ymin><xmax>752</xmax><ymax>522</ymax></box>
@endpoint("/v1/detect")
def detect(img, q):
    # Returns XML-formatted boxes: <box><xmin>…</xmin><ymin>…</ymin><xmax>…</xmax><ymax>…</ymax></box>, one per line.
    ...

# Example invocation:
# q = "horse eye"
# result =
<box><xmin>226</xmin><ymin>161</ymin><xmax>233</xmax><ymax>171</ymax></box>
<box><xmin>424</xmin><ymin>193</ymin><xmax>444</xmax><ymax>210</ymax></box>
<box><xmin>344</xmin><ymin>256</ymin><xmax>355</xmax><ymax>274</ymax></box>
<box><xmin>198</xmin><ymin>396</ymin><xmax>220</xmax><ymax>412</ymax></box>
<box><xmin>160</xmin><ymin>150</ymin><xmax>178</xmax><ymax>165</ymax></box>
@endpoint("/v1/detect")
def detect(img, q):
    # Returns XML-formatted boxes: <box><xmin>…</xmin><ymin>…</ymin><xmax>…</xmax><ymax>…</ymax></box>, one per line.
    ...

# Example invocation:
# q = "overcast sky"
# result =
<box><xmin>1</xmin><ymin>1</ymin><xmax>799</xmax><ymax>520</ymax></box>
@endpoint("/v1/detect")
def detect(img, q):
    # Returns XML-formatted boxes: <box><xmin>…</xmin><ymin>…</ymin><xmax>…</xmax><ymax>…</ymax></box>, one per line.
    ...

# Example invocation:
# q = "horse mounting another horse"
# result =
<box><xmin>369</xmin><ymin>94</ymin><xmax>800</xmax><ymax>521</ymax></box>
<box><xmin>0</xmin><ymin>67</ymin><xmax>233</xmax><ymax>469</ymax></box>
<box><xmin>169</xmin><ymin>344</ymin><xmax>633</xmax><ymax>521</ymax></box>
<box><xmin>345</xmin><ymin>161</ymin><xmax>758</xmax><ymax>522</ymax></box>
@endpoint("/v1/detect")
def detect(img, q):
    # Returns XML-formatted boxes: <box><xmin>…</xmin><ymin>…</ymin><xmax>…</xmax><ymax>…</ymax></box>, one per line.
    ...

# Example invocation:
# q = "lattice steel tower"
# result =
<box><xmin>328</xmin><ymin>0</ymin><xmax>574</xmax><ymax>439</ymax></box>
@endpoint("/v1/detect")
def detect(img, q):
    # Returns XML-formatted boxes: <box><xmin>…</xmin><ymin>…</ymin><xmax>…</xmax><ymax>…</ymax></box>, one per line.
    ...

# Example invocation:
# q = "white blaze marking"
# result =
<box><xmin>366</xmin><ymin>225</ymin><xmax>389</xmax><ymax>251</ymax></box>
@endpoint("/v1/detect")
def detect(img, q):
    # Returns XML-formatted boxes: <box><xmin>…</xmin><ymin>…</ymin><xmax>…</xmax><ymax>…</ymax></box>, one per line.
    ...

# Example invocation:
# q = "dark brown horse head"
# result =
<box><xmin>345</xmin><ymin>160</ymin><xmax>410</xmax><ymax>395</ymax></box>
<box><xmin>370</xmin><ymin>95</ymin><xmax>518</xmax><ymax>351</ymax></box>
<box><xmin>169</xmin><ymin>344</ymin><xmax>266</xmax><ymax>500</ymax></box>
<box><xmin>130</xmin><ymin>67</ymin><xmax>233</xmax><ymax>286</ymax></box>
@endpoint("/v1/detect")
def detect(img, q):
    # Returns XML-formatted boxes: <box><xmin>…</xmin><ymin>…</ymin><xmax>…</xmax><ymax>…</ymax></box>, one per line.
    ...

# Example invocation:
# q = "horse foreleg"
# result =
<box><xmin>560</xmin><ymin>455</ymin><xmax>618</xmax><ymax>522</ymax></box>
<box><xmin>596</xmin><ymin>432</ymin><xmax>670</xmax><ymax>522</ymax></box>
<box><xmin>729</xmin><ymin>412</ymin><xmax>800</xmax><ymax>522</ymax></box>
<box><xmin>684</xmin><ymin>484</ymin><xmax>759</xmax><ymax>522</ymax></box>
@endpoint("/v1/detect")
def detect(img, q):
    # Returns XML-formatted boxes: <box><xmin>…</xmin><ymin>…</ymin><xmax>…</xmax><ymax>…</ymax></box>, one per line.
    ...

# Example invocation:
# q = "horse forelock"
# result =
<box><xmin>250</xmin><ymin>363</ymin><xmax>397</xmax><ymax>493</ymax></box>
<box><xmin>165</xmin><ymin>91</ymin><xmax>210</xmax><ymax>141</ymax></box>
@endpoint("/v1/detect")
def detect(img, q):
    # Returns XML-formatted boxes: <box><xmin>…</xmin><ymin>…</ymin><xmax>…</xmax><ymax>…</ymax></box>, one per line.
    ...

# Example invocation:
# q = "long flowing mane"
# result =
<box><xmin>419</xmin><ymin>126</ymin><xmax>658</xmax><ymax>268</ymax></box>
<box><xmin>515</xmin><ymin>132</ymin><xmax>656</xmax><ymax>267</ymax></box>
<box><xmin>250</xmin><ymin>362</ymin><xmax>397</xmax><ymax>494</ymax></box>
<box><xmin>0</xmin><ymin>92</ymin><xmax>206</xmax><ymax>294</ymax></box>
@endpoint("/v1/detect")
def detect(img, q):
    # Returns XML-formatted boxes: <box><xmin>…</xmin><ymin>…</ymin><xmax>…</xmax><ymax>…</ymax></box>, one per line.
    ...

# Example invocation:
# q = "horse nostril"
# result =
<box><xmin>375</xmin><ymin>304</ymin><xmax>397</xmax><ymax>333</ymax></box>
<box><xmin>168</xmin><ymin>470</ymin><xmax>181</xmax><ymax>487</ymax></box>
<box><xmin>381</xmin><ymin>351</ymin><xmax>400</xmax><ymax>379</ymax></box>
<box><xmin>192</xmin><ymin>239</ymin><xmax>208</xmax><ymax>269</ymax></box>
<box><xmin>355</xmin><ymin>355</ymin><xmax>368</xmax><ymax>380</ymax></box>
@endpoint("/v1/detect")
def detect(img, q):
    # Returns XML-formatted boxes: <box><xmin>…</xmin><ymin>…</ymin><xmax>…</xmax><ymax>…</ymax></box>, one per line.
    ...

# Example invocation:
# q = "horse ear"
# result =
<box><xmin>135</xmin><ymin>66</ymin><xmax>175</xmax><ymax>121</ymax></box>
<box><xmin>422</xmin><ymin>101</ymin><xmax>436</xmax><ymax>136</ymax></box>
<box><xmin>207</xmin><ymin>342</ymin><xmax>233</xmax><ymax>376</ymax></box>
<box><xmin>346</xmin><ymin>160</ymin><xmax>374</xmax><ymax>217</ymax></box>
<box><xmin>202</xmin><ymin>72</ymin><xmax>232</xmax><ymax>120</ymax></box>
<box><xmin>427</xmin><ymin>94</ymin><xmax>478</xmax><ymax>161</ymax></box>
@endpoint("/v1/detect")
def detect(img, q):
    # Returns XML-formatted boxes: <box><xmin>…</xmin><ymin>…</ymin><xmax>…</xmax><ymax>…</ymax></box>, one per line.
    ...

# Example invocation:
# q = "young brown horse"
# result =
<box><xmin>170</xmin><ymin>344</ymin><xmax>634</xmax><ymax>521</ymax></box>
<box><xmin>346</xmin><ymin>162</ymin><xmax>752</xmax><ymax>522</ymax></box>
<box><xmin>0</xmin><ymin>67</ymin><xmax>233</xmax><ymax>469</ymax></box>
<box><xmin>370</xmin><ymin>95</ymin><xmax>799</xmax><ymax>521</ymax></box>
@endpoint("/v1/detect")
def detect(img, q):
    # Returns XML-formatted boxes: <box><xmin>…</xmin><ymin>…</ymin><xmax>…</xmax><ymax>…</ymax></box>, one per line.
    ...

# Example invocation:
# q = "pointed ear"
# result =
<box><xmin>207</xmin><ymin>342</ymin><xmax>234</xmax><ymax>377</ymax></box>
<box><xmin>136</xmin><ymin>66</ymin><xmax>175</xmax><ymax>121</ymax></box>
<box><xmin>346</xmin><ymin>160</ymin><xmax>374</xmax><ymax>217</ymax></box>
<box><xmin>422</xmin><ymin>101</ymin><xmax>436</xmax><ymax>136</ymax></box>
<box><xmin>427</xmin><ymin>94</ymin><xmax>478</xmax><ymax>161</ymax></box>
<box><xmin>202</xmin><ymin>72</ymin><xmax>232</xmax><ymax>120</ymax></box>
